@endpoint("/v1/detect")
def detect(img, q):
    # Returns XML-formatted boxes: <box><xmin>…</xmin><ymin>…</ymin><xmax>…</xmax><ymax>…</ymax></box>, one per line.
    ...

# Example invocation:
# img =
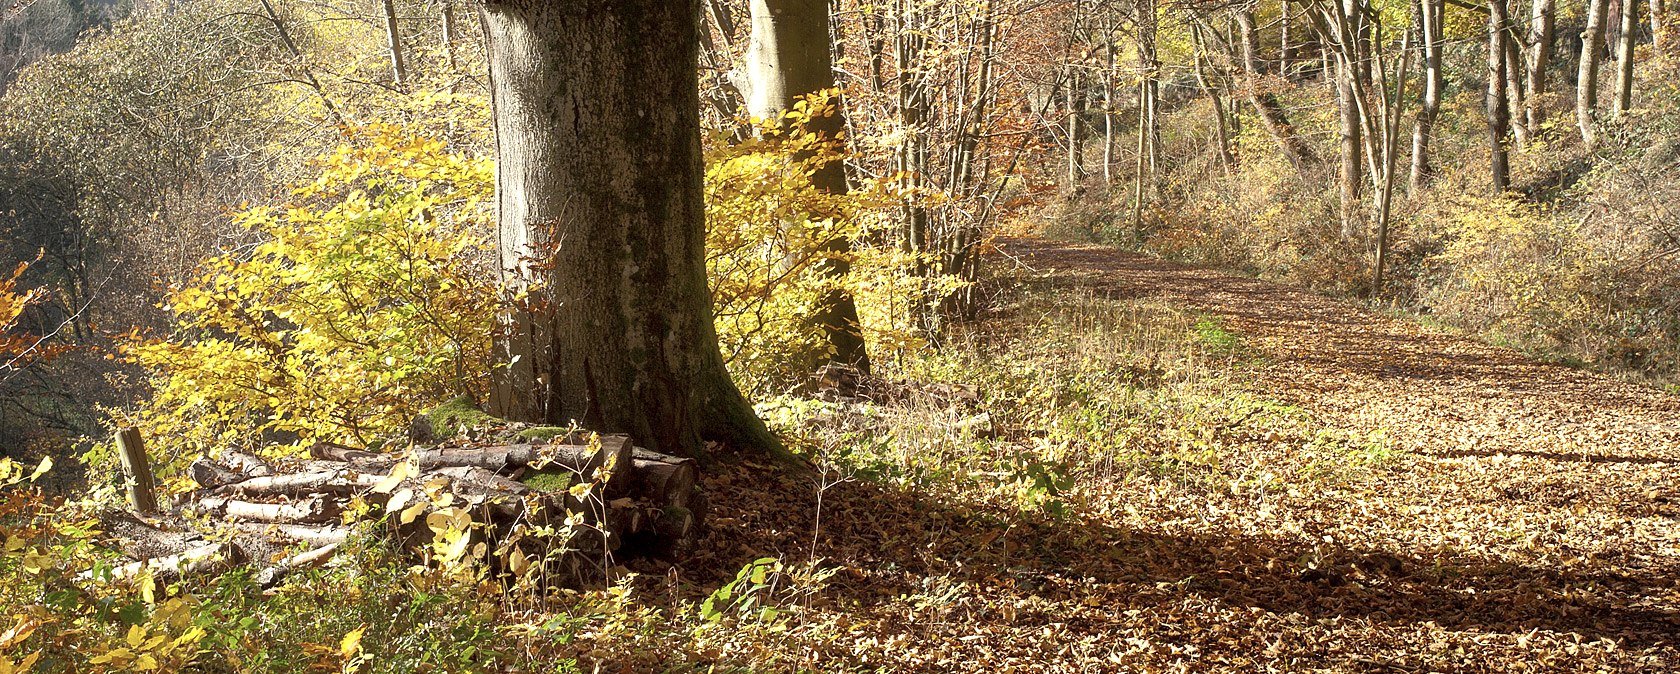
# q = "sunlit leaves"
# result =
<box><xmin>125</xmin><ymin>124</ymin><xmax>497</xmax><ymax>465</ymax></box>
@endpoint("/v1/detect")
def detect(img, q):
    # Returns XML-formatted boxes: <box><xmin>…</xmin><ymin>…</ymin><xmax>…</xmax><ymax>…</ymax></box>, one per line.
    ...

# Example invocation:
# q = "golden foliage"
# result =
<box><xmin>122</xmin><ymin>124</ymin><xmax>497</xmax><ymax>467</ymax></box>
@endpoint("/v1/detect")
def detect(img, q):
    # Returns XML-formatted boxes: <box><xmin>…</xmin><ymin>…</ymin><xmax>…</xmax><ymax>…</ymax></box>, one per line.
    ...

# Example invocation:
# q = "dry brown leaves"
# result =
<box><xmin>580</xmin><ymin>237</ymin><xmax>1679</xmax><ymax>673</ymax></box>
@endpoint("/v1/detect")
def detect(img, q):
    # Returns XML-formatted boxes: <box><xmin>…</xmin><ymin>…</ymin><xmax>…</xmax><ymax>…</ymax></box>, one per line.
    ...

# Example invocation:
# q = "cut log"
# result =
<box><xmin>425</xmin><ymin>466</ymin><xmax>534</xmax><ymax>519</ymax></box>
<box><xmin>97</xmin><ymin>510</ymin><xmax>203</xmax><ymax>561</ymax></box>
<box><xmin>200</xmin><ymin>496</ymin><xmax>339</xmax><ymax>524</ymax></box>
<box><xmin>650</xmin><ymin>506</ymin><xmax>698</xmax><ymax>557</ymax></box>
<box><xmin>216</xmin><ymin>470</ymin><xmax>380</xmax><ymax>497</ymax></box>
<box><xmin>101</xmin><ymin>425</ymin><xmax>703</xmax><ymax>590</ymax></box>
<box><xmin>80</xmin><ymin>542</ymin><xmax>238</xmax><ymax>582</ymax></box>
<box><xmin>233</xmin><ymin>522</ymin><xmax>352</xmax><ymax>546</ymax></box>
<box><xmin>189</xmin><ymin>458</ymin><xmax>246</xmax><ymax>490</ymax></box>
<box><xmin>220</xmin><ymin>449</ymin><xmax>275</xmax><ymax>477</ymax></box>
<box><xmin>308</xmin><ymin>442</ymin><xmax>384</xmax><ymax>464</ymax></box>
<box><xmin>417</xmin><ymin>445</ymin><xmax>537</xmax><ymax>470</ymax></box>
<box><xmin>253</xmin><ymin>543</ymin><xmax>340</xmax><ymax>588</ymax></box>
<box><xmin>631</xmin><ymin>457</ymin><xmax>698</xmax><ymax>511</ymax></box>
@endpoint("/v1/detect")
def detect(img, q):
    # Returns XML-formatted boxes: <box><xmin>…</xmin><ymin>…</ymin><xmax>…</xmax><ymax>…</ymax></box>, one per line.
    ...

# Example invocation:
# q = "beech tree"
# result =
<box><xmin>745</xmin><ymin>0</ymin><xmax>872</xmax><ymax>376</ymax></box>
<box><xmin>480</xmin><ymin>0</ymin><xmax>780</xmax><ymax>458</ymax></box>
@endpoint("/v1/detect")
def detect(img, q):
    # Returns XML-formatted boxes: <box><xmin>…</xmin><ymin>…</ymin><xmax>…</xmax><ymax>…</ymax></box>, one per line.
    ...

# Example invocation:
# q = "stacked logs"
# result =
<box><xmin>98</xmin><ymin>432</ymin><xmax>703</xmax><ymax>588</ymax></box>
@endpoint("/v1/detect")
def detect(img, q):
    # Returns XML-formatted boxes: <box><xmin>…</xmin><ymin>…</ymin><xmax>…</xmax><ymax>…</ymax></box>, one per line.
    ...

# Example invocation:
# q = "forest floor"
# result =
<box><xmin>656</xmin><ymin>236</ymin><xmax>1680</xmax><ymax>672</ymax></box>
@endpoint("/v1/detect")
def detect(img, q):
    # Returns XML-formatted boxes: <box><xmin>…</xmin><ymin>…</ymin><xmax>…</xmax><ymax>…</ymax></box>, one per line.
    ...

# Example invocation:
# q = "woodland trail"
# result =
<box><xmin>989</xmin><ymin>236</ymin><xmax>1680</xmax><ymax>667</ymax></box>
<box><xmin>691</xmin><ymin>237</ymin><xmax>1680</xmax><ymax>671</ymax></box>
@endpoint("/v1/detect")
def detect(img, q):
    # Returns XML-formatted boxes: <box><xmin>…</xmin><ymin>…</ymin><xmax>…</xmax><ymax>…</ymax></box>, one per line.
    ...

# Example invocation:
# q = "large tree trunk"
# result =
<box><xmin>1615</xmin><ymin>0</ymin><xmax>1639</xmax><ymax>115</ymax></box>
<box><xmin>481</xmin><ymin>0</ymin><xmax>780</xmax><ymax>458</ymax></box>
<box><xmin>745</xmin><ymin>0</ymin><xmax>871</xmax><ymax>376</ymax></box>
<box><xmin>1411</xmin><ymin>0</ymin><xmax>1444</xmax><ymax>191</ymax></box>
<box><xmin>1578</xmin><ymin>0</ymin><xmax>1610</xmax><ymax>150</ymax></box>
<box><xmin>1524</xmin><ymin>0</ymin><xmax>1555</xmax><ymax>132</ymax></box>
<box><xmin>1489</xmin><ymin>0</ymin><xmax>1512</xmax><ymax>192</ymax></box>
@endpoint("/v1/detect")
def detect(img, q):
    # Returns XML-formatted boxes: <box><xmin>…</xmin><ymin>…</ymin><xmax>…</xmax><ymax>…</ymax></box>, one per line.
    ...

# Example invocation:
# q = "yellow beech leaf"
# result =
<box><xmin>372</xmin><ymin>461</ymin><xmax>410</xmax><ymax>494</ymax></box>
<box><xmin>0</xmin><ymin>616</ymin><xmax>37</xmax><ymax>650</ymax></box>
<box><xmin>27</xmin><ymin>457</ymin><xmax>50</xmax><ymax>482</ymax></box>
<box><xmin>340</xmin><ymin>625</ymin><xmax>366</xmax><ymax>657</ymax></box>
<box><xmin>399</xmin><ymin>500</ymin><xmax>429</xmax><ymax>525</ymax></box>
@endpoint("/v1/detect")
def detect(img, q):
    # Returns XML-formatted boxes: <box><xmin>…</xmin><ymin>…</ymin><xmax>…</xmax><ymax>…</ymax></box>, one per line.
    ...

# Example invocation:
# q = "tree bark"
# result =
<box><xmin>1282</xmin><ymin>0</ymin><xmax>1297</xmax><ymax>75</ymax></box>
<box><xmin>1103</xmin><ymin>16</ymin><xmax>1117</xmax><ymax>183</ymax></box>
<box><xmin>1192</xmin><ymin>25</ymin><xmax>1236</xmax><ymax>173</ymax></box>
<box><xmin>1066</xmin><ymin>67</ymin><xmax>1085</xmax><ymax>187</ymax></box>
<box><xmin>382</xmin><ymin>0</ymin><xmax>408</xmax><ymax>89</ymax></box>
<box><xmin>1652</xmin><ymin>0</ymin><xmax>1665</xmax><ymax>51</ymax></box>
<box><xmin>480</xmin><ymin>0</ymin><xmax>781</xmax><ymax>459</ymax></box>
<box><xmin>1332</xmin><ymin>4</ymin><xmax>1365</xmax><ymax>236</ymax></box>
<box><xmin>745</xmin><ymin>0</ymin><xmax>871</xmax><ymax>375</ymax></box>
<box><xmin>1234</xmin><ymin>9</ymin><xmax>1315</xmax><ymax>166</ymax></box>
<box><xmin>1411</xmin><ymin>0</ymin><xmax>1444</xmax><ymax>191</ymax></box>
<box><xmin>116</xmin><ymin>427</ymin><xmax>158</xmax><ymax>514</ymax></box>
<box><xmin>441</xmin><ymin>0</ymin><xmax>458</xmax><ymax>75</ymax></box>
<box><xmin>1615</xmin><ymin>0</ymin><xmax>1639</xmax><ymax>115</ymax></box>
<box><xmin>1506</xmin><ymin>19</ymin><xmax>1529</xmax><ymax>148</ymax></box>
<box><xmin>1524</xmin><ymin>0</ymin><xmax>1555</xmax><ymax>132</ymax></box>
<box><xmin>1489</xmin><ymin>0</ymin><xmax>1512</xmax><ymax>192</ymax></box>
<box><xmin>1579</xmin><ymin>0</ymin><xmax>1611</xmax><ymax>150</ymax></box>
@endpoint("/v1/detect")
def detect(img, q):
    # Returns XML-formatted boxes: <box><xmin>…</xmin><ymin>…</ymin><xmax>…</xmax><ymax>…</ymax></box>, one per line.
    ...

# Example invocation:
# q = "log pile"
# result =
<box><xmin>97</xmin><ymin>430</ymin><xmax>704</xmax><ymax>588</ymax></box>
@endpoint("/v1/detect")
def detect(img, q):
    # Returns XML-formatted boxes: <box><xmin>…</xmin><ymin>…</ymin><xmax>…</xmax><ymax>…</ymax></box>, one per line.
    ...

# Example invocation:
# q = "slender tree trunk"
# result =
<box><xmin>1579</xmin><ymin>0</ymin><xmax>1610</xmax><ymax>149</ymax></box>
<box><xmin>1411</xmin><ymin>0</ymin><xmax>1443</xmax><ymax>191</ymax></box>
<box><xmin>1235</xmin><ymin>9</ymin><xmax>1315</xmax><ymax>165</ymax></box>
<box><xmin>1139</xmin><ymin>0</ymin><xmax>1160</xmax><ymax>182</ymax></box>
<box><xmin>1525</xmin><ymin>0</ymin><xmax>1555</xmax><ymax>132</ymax></box>
<box><xmin>1193</xmin><ymin>24</ymin><xmax>1235</xmax><ymax>173</ymax></box>
<box><xmin>258</xmin><ymin>0</ymin><xmax>345</xmax><ymax>126</ymax></box>
<box><xmin>1104</xmin><ymin>18</ymin><xmax>1117</xmax><ymax>183</ymax></box>
<box><xmin>1615</xmin><ymin>0</ymin><xmax>1639</xmax><ymax>115</ymax></box>
<box><xmin>1066</xmin><ymin>67</ymin><xmax>1085</xmax><ymax>187</ymax></box>
<box><xmin>1652</xmin><ymin>0</ymin><xmax>1665</xmax><ymax>50</ymax></box>
<box><xmin>745</xmin><ymin>0</ymin><xmax>871</xmax><ymax>374</ymax></box>
<box><xmin>441</xmin><ymin>0</ymin><xmax>457</xmax><ymax>74</ymax></box>
<box><xmin>1507</xmin><ymin>22</ymin><xmax>1529</xmax><ymax>148</ymax></box>
<box><xmin>1489</xmin><ymin>0</ymin><xmax>1511</xmax><ymax>191</ymax></box>
<box><xmin>480</xmin><ymin>0</ymin><xmax>779</xmax><ymax>458</ymax></box>
<box><xmin>1333</xmin><ymin>5</ymin><xmax>1365</xmax><ymax>236</ymax></box>
<box><xmin>895</xmin><ymin>0</ymin><xmax>933</xmax><ymax>329</ymax></box>
<box><xmin>1282</xmin><ymin>0</ymin><xmax>1297</xmax><ymax>76</ymax></box>
<box><xmin>1131</xmin><ymin>78</ymin><xmax>1147</xmax><ymax>244</ymax></box>
<box><xmin>381</xmin><ymin>0</ymin><xmax>408</xmax><ymax>89</ymax></box>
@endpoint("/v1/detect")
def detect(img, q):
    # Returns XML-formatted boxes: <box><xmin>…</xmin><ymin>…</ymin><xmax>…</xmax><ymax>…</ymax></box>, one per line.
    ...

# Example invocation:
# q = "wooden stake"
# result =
<box><xmin>116</xmin><ymin>427</ymin><xmax>157</xmax><ymax>514</ymax></box>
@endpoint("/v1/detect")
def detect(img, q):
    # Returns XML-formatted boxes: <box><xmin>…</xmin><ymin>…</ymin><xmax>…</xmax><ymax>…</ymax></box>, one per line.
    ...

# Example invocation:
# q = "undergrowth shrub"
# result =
<box><xmin>706</xmin><ymin>91</ymin><xmax>952</xmax><ymax>395</ymax></box>
<box><xmin>119</xmin><ymin>124</ymin><xmax>498</xmax><ymax>471</ymax></box>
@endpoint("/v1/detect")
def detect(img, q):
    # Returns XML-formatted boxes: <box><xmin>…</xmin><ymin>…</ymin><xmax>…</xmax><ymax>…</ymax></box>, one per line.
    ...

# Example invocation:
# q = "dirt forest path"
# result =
<box><xmin>993</xmin><ymin>236</ymin><xmax>1680</xmax><ymax>666</ymax></box>
<box><xmin>693</xmin><ymin>236</ymin><xmax>1680</xmax><ymax>672</ymax></box>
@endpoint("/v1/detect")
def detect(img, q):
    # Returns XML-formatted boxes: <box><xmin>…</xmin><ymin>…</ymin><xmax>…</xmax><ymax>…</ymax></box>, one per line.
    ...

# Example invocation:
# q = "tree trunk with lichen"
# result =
<box><xmin>480</xmin><ymin>0</ymin><xmax>780</xmax><ymax>459</ymax></box>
